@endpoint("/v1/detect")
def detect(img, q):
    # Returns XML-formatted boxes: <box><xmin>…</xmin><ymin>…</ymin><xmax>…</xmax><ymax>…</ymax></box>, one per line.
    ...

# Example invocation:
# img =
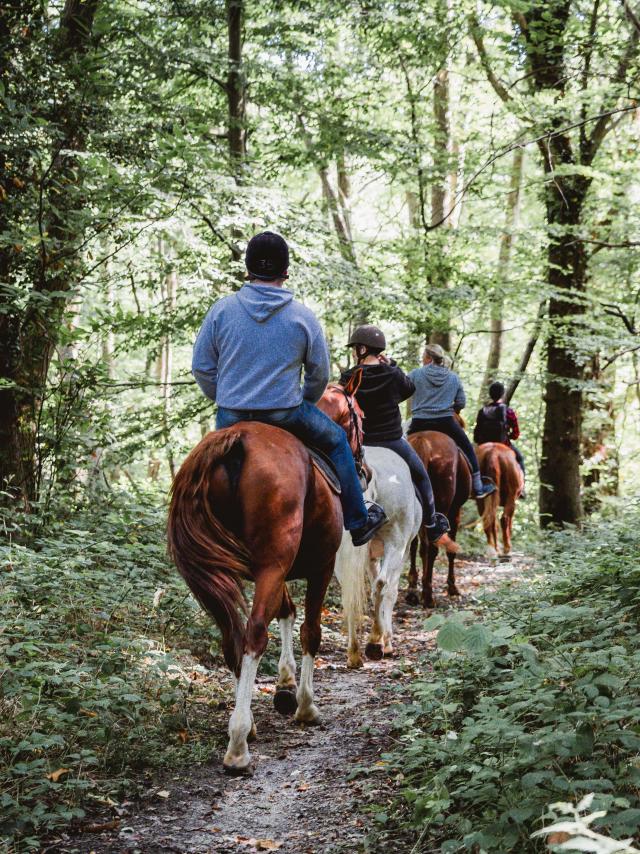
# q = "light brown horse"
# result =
<box><xmin>476</xmin><ymin>443</ymin><xmax>524</xmax><ymax>556</ymax></box>
<box><xmin>167</xmin><ymin>387</ymin><xmax>362</xmax><ymax>775</ymax></box>
<box><xmin>406</xmin><ymin>432</ymin><xmax>472</xmax><ymax>608</ymax></box>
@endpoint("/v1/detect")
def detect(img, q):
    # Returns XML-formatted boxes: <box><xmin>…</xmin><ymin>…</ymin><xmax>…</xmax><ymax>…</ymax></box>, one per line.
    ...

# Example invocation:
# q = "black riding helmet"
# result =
<box><xmin>245</xmin><ymin>231</ymin><xmax>289</xmax><ymax>281</ymax></box>
<box><xmin>489</xmin><ymin>381</ymin><xmax>505</xmax><ymax>402</ymax></box>
<box><xmin>347</xmin><ymin>324</ymin><xmax>386</xmax><ymax>351</ymax></box>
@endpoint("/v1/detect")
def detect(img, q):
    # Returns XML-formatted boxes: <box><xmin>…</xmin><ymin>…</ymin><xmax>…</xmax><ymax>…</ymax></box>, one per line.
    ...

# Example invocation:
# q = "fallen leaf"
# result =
<box><xmin>46</xmin><ymin>768</ymin><xmax>70</xmax><ymax>782</ymax></box>
<box><xmin>157</xmin><ymin>790</ymin><xmax>171</xmax><ymax>799</ymax></box>
<box><xmin>177</xmin><ymin>730</ymin><xmax>189</xmax><ymax>744</ymax></box>
<box><xmin>256</xmin><ymin>841</ymin><xmax>283</xmax><ymax>851</ymax></box>
<box><xmin>297</xmin><ymin>782</ymin><xmax>310</xmax><ymax>791</ymax></box>
<box><xmin>79</xmin><ymin>708</ymin><xmax>97</xmax><ymax>717</ymax></box>
<box><xmin>81</xmin><ymin>819</ymin><xmax>120</xmax><ymax>833</ymax></box>
<box><xmin>548</xmin><ymin>832</ymin><xmax>571</xmax><ymax>845</ymax></box>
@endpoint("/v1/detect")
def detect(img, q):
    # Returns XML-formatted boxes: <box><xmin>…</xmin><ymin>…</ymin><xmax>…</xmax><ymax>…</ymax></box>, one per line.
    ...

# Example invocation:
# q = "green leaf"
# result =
<box><xmin>437</xmin><ymin>619</ymin><xmax>468</xmax><ymax>653</ymax></box>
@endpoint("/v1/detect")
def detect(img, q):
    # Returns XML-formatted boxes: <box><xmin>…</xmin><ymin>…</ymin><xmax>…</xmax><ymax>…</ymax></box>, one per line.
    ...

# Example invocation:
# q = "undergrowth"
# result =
<box><xmin>0</xmin><ymin>489</ymin><xmax>229</xmax><ymax>851</ymax></box>
<box><xmin>380</xmin><ymin>500</ymin><xmax>640</xmax><ymax>853</ymax></box>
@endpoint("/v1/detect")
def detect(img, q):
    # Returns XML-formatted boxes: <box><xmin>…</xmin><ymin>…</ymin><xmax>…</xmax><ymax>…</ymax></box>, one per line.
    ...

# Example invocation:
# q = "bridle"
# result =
<box><xmin>331</xmin><ymin>374</ymin><xmax>364</xmax><ymax>472</ymax></box>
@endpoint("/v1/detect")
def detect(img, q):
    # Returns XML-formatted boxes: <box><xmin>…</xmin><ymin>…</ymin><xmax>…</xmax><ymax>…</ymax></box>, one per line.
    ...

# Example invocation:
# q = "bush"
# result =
<box><xmin>382</xmin><ymin>501</ymin><xmax>640</xmax><ymax>852</ymax></box>
<box><xmin>0</xmin><ymin>490</ymin><xmax>226</xmax><ymax>849</ymax></box>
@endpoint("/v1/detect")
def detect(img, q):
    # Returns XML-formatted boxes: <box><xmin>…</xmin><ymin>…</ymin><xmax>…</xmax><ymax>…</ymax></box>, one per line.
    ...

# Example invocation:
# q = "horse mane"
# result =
<box><xmin>167</xmin><ymin>429</ymin><xmax>251</xmax><ymax>675</ymax></box>
<box><xmin>319</xmin><ymin>384</ymin><xmax>364</xmax><ymax>456</ymax></box>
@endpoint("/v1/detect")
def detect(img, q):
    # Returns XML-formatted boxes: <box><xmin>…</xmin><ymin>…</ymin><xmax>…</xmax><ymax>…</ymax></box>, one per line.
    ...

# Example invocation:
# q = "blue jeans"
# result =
<box><xmin>364</xmin><ymin>436</ymin><xmax>436</xmax><ymax>526</ymax></box>
<box><xmin>216</xmin><ymin>400</ymin><xmax>368</xmax><ymax>530</ymax></box>
<box><xmin>408</xmin><ymin>415</ymin><xmax>480</xmax><ymax>474</ymax></box>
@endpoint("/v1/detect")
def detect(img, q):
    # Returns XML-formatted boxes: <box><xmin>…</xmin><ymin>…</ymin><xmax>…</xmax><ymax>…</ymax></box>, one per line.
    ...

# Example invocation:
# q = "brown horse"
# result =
<box><xmin>406</xmin><ymin>432</ymin><xmax>472</xmax><ymax>608</ymax></box>
<box><xmin>167</xmin><ymin>387</ymin><xmax>361</xmax><ymax>775</ymax></box>
<box><xmin>476</xmin><ymin>443</ymin><xmax>524</xmax><ymax>556</ymax></box>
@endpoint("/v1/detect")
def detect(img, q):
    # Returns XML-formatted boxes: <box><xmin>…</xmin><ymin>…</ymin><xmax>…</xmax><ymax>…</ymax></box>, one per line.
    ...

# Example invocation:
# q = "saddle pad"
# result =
<box><xmin>309</xmin><ymin>448</ymin><xmax>341</xmax><ymax>495</ymax></box>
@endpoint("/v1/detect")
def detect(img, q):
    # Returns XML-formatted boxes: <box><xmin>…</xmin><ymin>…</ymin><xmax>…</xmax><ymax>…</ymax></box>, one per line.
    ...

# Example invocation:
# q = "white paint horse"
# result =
<box><xmin>334</xmin><ymin>446</ymin><xmax>422</xmax><ymax>668</ymax></box>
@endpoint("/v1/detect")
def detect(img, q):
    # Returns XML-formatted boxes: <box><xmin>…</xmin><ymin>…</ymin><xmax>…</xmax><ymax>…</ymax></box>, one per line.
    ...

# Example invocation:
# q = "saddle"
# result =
<box><xmin>308</xmin><ymin>447</ymin><xmax>372</xmax><ymax>496</ymax></box>
<box><xmin>309</xmin><ymin>447</ymin><xmax>341</xmax><ymax>495</ymax></box>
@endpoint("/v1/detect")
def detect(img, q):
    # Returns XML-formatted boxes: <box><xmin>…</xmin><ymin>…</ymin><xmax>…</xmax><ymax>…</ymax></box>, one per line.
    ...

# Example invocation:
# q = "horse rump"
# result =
<box><xmin>167</xmin><ymin>428</ymin><xmax>251</xmax><ymax>674</ymax></box>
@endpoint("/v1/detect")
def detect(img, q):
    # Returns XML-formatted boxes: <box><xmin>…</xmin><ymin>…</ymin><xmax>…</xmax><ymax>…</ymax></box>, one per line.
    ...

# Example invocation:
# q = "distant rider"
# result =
<box><xmin>407</xmin><ymin>344</ymin><xmax>496</xmax><ymax>499</ymax></box>
<box><xmin>340</xmin><ymin>325</ymin><xmax>459</xmax><ymax>553</ymax></box>
<box><xmin>191</xmin><ymin>231</ymin><xmax>386</xmax><ymax>546</ymax></box>
<box><xmin>474</xmin><ymin>381</ymin><xmax>526</xmax><ymax>498</ymax></box>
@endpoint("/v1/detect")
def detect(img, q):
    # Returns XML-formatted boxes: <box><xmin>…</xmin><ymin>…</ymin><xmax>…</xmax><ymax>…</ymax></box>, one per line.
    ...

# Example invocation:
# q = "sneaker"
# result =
<box><xmin>426</xmin><ymin>513</ymin><xmax>459</xmax><ymax>553</ymax></box>
<box><xmin>434</xmin><ymin>533</ymin><xmax>461</xmax><ymax>554</ymax></box>
<box><xmin>350</xmin><ymin>502</ymin><xmax>387</xmax><ymax>547</ymax></box>
<box><xmin>473</xmin><ymin>476</ymin><xmax>497</xmax><ymax>500</ymax></box>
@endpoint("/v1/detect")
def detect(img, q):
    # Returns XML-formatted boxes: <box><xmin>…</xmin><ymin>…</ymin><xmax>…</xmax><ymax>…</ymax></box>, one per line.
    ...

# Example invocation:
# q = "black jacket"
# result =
<box><xmin>340</xmin><ymin>362</ymin><xmax>415</xmax><ymax>442</ymax></box>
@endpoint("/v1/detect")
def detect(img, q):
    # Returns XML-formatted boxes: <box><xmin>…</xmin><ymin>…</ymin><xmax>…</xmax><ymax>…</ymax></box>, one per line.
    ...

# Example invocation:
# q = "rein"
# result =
<box><xmin>331</xmin><ymin>378</ymin><xmax>364</xmax><ymax>470</ymax></box>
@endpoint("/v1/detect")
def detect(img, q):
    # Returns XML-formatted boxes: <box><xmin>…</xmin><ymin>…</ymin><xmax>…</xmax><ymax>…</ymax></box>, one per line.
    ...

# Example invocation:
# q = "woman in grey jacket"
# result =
<box><xmin>407</xmin><ymin>344</ymin><xmax>496</xmax><ymax>499</ymax></box>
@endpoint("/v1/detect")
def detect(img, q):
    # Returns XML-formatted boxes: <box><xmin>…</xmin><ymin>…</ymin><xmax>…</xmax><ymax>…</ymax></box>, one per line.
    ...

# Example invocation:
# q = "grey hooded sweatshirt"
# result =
<box><xmin>192</xmin><ymin>283</ymin><xmax>330</xmax><ymax>410</ymax></box>
<box><xmin>408</xmin><ymin>363</ymin><xmax>467</xmax><ymax>419</ymax></box>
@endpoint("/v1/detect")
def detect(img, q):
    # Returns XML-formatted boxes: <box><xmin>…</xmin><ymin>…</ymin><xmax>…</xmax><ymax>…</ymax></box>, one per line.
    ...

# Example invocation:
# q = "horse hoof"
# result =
<box><xmin>423</xmin><ymin>598</ymin><xmax>435</xmax><ymax>609</ymax></box>
<box><xmin>295</xmin><ymin>704</ymin><xmax>321</xmax><ymax>726</ymax></box>
<box><xmin>406</xmin><ymin>590</ymin><xmax>419</xmax><ymax>606</ymax></box>
<box><xmin>273</xmin><ymin>687</ymin><xmax>298</xmax><ymax>716</ymax></box>
<box><xmin>223</xmin><ymin>755</ymin><xmax>254</xmax><ymax>776</ymax></box>
<box><xmin>347</xmin><ymin>654</ymin><xmax>364</xmax><ymax>670</ymax></box>
<box><xmin>448</xmin><ymin>586</ymin><xmax>461</xmax><ymax>598</ymax></box>
<box><xmin>365</xmin><ymin>642</ymin><xmax>384</xmax><ymax>661</ymax></box>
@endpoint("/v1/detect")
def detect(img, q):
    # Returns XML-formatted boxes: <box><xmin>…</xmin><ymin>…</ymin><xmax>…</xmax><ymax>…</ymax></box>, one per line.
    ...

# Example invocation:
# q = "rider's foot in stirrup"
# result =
<box><xmin>350</xmin><ymin>502</ymin><xmax>387</xmax><ymax>547</ymax></box>
<box><xmin>425</xmin><ymin>512</ymin><xmax>460</xmax><ymax>554</ymax></box>
<box><xmin>473</xmin><ymin>473</ymin><xmax>497</xmax><ymax>500</ymax></box>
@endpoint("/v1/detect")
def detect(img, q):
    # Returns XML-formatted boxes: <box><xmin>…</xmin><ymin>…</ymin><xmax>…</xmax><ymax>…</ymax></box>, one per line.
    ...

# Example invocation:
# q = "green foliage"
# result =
<box><xmin>382</xmin><ymin>502</ymin><xmax>640</xmax><ymax>852</ymax></box>
<box><xmin>0</xmin><ymin>490</ymin><xmax>226</xmax><ymax>848</ymax></box>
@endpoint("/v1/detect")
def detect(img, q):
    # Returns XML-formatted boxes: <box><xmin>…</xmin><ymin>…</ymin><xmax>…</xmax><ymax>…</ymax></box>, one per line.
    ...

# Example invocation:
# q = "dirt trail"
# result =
<box><xmin>59</xmin><ymin>555</ymin><xmax>529</xmax><ymax>854</ymax></box>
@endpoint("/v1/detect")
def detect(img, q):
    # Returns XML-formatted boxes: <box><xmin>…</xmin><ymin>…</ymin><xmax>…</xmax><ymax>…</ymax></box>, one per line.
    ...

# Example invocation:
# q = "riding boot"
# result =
<box><xmin>425</xmin><ymin>512</ymin><xmax>460</xmax><ymax>554</ymax></box>
<box><xmin>350</xmin><ymin>502</ymin><xmax>387</xmax><ymax>547</ymax></box>
<box><xmin>472</xmin><ymin>471</ymin><xmax>496</xmax><ymax>499</ymax></box>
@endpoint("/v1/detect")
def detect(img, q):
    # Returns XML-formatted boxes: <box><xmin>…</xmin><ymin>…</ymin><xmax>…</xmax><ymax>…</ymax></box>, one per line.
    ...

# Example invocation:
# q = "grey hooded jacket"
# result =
<box><xmin>408</xmin><ymin>363</ymin><xmax>467</xmax><ymax>419</ymax></box>
<box><xmin>192</xmin><ymin>283</ymin><xmax>330</xmax><ymax>410</ymax></box>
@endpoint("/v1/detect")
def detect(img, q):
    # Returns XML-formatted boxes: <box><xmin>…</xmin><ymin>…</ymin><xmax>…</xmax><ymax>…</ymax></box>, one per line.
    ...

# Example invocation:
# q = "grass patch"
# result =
<box><xmin>0</xmin><ymin>490</ymin><xmax>229</xmax><ymax>850</ymax></box>
<box><xmin>377</xmin><ymin>500</ymin><xmax>640</xmax><ymax>852</ymax></box>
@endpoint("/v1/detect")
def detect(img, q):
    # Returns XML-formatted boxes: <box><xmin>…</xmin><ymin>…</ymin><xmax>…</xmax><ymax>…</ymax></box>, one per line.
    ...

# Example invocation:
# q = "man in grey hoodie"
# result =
<box><xmin>407</xmin><ymin>344</ymin><xmax>496</xmax><ymax>499</ymax></box>
<box><xmin>191</xmin><ymin>231</ymin><xmax>386</xmax><ymax>546</ymax></box>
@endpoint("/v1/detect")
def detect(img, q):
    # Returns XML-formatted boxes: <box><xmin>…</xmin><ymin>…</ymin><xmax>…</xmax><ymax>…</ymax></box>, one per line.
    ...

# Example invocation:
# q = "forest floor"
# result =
<box><xmin>48</xmin><ymin>552</ymin><xmax>531</xmax><ymax>854</ymax></box>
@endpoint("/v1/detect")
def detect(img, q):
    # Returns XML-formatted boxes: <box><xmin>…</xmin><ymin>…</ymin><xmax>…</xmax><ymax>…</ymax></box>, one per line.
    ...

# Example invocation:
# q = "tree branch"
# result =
<box><xmin>469</xmin><ymin>14</ymin><xmax>513</xmax><ymax>105</ymax></box>
<box><xmin>583</xmin><ymin>8</ymin><xmax>640</xmax><ymax>164</ymax></box>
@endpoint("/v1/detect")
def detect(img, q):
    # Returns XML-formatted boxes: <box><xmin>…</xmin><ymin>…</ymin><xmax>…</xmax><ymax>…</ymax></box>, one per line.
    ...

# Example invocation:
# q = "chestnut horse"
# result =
<box><xmin>167</xmin><ymin>387</ymin><xmax>361</xmax><ymax>775</ymax></box>
<box><xmin>476</xmin><ymin>443</ymin><xmax>524</xmax><ymax>556</ymax></box>
<box><xmin>406</xmin><ymin>432</ymin><xmax>472</xmax><ymax>608</ymax></box>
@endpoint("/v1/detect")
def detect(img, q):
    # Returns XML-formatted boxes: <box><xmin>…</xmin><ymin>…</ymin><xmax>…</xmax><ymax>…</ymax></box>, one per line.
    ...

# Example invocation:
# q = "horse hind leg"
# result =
<box><xmin>406</xmin><ymin>537</ymin><xmax>420</xmax><ymax>606</ymax></box>
<box><xmin>274</xmin><ymin>584</ymin><xmax>298</xmax><ymax>716</ymax></box>
<box><xmin>447</xmin><ymin>514</ymin><xmax>461</xmax><ymax>598</ymax></box>
<box><xmin>422</xmin><ymin>536</ymin><xmax>437</xmax><ymax>610</ymax></box>
<box><xmin>223</xmin><ymin>570</ymin><xmax>284</xmax><ymax>775</ymax></box>
<box><xmin>365</xmin><ymin>559</ymin><xmax>385</xmax><ymax>661</ymax></box>
<box><xmin>501</xmin><ymin>503</ymin><xmax>515</xmax><ymax>557</ymax></box>
<box><xmin>296</xmin><ymin>560</ymin><xmax>333</xmax><ymax>725</ymax></box>
<box><xmin>225</xmin><ymin>652</ymin><xmax>260</xmax><ymax>775</ymax></box>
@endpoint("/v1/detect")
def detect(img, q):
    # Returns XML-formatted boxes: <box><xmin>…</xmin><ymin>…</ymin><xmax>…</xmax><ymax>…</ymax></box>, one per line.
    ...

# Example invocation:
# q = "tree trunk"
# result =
<box><xmin>158</xmin><ymin>239</ymin><xmax>177</xmax><ymax>479</ymax></box>
<box><xmin>478</xmin><ymin>147</ymin><xmax>525</xmax><ymax>404</ymax></box>
<box><xmin>0</xmin><ymin>0</ymin><xmax>100</xmax><ymax>503</ymax></box>
<box><xmin>538</xmin><ymin>177</ymin><xmax>589</xmax><ymax>527</ymax></box>
<box><xmin>428</xmin><ymin>65</ymin><xmax>452</xmax><ymax>353</ymax></box>
<box><xmin>582</xmin><ymin>356</ymin><xmax>618</xmax><ymax>510</ymax></box>
<box><xmin>505</xmin><ymin>300</ymin><xmax>546</xmax><ymax>404</ymax></box>
<box><xmin>226</xmin><ymin>0</ymin><xmax>245</xmax><ymax>178</ymax></box>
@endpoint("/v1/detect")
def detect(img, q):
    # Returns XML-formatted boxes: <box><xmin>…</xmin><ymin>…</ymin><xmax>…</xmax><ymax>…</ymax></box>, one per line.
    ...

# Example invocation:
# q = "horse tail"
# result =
<box><xmin>480</xmin><ymin>447</ymin><xmax>500</xmax><ymax>530</ymax></box>
<box><xmin>336</xmin><ymin>534</ymin><xmax>369</xmax><ymax>631</ymax></box>
<box><xmin>167</xmin><ymin>430</ymin><xmax>250</xmax><ymax>675</ymax></box>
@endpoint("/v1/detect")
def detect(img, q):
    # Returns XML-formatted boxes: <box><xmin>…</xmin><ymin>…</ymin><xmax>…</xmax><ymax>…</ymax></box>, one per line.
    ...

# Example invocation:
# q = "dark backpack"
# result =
<box><xmin>474</xmin><ymin>403</ymin><xmax>508</xmax><ymax>444</ymax></box>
